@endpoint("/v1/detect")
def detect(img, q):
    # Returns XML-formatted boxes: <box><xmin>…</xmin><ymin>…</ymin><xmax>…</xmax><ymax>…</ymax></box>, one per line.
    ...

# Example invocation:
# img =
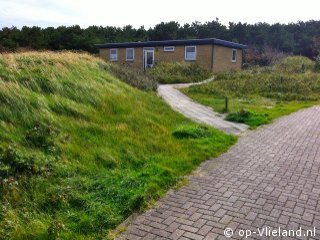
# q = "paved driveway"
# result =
<box><xmin>121</xmin><ymin>106</ymin><xmax>320</xmax><ymax>239</ymax></box>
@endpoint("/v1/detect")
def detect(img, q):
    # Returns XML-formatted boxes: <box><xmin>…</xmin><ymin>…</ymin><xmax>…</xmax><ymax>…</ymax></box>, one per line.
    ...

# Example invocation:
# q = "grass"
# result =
<box><xmin>183</xmin><ymin>56</ymin><xmax>320</xmax><ymax>128</ymax></box>
<box><xmin>0</xmin><ymin>51</ymin><xmax>236</xmax><ymax>239</ymax></box>
<box><xmin>102</xmin><ymin>62</ymin><xmax>211</xmax><ymax>90</ymax></box>
<box><xmin>147</xmin><ymin>62</ymin><xmax>212</xmax><ymax>84</ymax></box>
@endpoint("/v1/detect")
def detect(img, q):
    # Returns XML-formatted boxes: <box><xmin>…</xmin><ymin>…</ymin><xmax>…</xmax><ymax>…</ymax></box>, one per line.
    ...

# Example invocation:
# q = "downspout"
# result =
<box><xmin>211</xmin><ymin>44</ymin><xmax>215</xmax><ymax>72</ymax></box>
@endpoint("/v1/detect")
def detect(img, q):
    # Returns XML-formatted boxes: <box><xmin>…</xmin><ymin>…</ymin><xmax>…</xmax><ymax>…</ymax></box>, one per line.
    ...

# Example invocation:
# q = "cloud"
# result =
<box><xmin>0</xmin><ymin>0</ymin><xmax>319</xmax><ymax>29</ymax></box>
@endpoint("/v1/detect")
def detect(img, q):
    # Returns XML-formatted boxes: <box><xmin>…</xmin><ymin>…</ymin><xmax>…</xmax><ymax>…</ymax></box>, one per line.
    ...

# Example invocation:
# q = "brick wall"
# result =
<box><xmin>99</xmin><ymin>44</ymin><xmax>242</xmax><ymax>72</ymax></box>
<box><xmin>212</xmin><ymin>45</ymin><xmax>242</xmax><ymax>72</ymax></box>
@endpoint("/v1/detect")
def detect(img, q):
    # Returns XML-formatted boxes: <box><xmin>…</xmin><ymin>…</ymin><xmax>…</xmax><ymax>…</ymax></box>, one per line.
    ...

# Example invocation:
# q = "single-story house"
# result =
<box><xmin>95</xmin><ymin>38</ymin><xmax>247</xmax><ymax>72</ymax></box>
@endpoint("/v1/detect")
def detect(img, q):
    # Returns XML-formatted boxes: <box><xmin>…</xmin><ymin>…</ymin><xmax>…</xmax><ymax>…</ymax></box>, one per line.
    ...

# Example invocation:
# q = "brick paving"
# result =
<box><xmin>120</xmin><ymin>106</ymin><xmax>320</xmax><ymax>240</ymax></box>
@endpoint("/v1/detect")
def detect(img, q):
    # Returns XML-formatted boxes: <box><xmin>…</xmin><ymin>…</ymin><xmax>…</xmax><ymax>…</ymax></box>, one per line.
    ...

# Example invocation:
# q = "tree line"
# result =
<box><xmin>1</xmin><ymin>20</ymin><xmax>320</xmax><ymax>59</ymax></box>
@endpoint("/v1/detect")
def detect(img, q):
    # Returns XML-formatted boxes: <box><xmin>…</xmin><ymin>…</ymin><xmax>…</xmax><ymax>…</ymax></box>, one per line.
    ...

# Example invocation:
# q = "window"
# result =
<box><xmin>185</xmin><ymin>46</ymin><xmax>196</xmax><ymax>60</ymax></box>
<box><xmin>164</xmin><ymin>46</ymin><xmax>175</xmax><ymax>52</ymax></box>
<box><xmin>110</xmin><ymin>48</ymin><xmax>118</xmax><ymax>61</ymax></box>
<box><xmin>232</xmin><ymin>49</ymin><xmax>237</xmax><ymax>62</ymax></box>
<box><xmin>126</xmin><ymin>48</ymin><xmax>134</xmax><ymax>61</ymax></box>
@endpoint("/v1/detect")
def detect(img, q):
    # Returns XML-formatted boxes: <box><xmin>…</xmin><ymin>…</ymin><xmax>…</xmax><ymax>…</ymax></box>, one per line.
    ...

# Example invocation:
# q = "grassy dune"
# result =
<box><xmin>0</xmin><ymin>52</ymin><xmax>235</xmax><ymax>239</ymax></box>
<box><xmin>183</xmin><ymin>56</ymin><xmax>320</xmax><ymax>128</ymax></box>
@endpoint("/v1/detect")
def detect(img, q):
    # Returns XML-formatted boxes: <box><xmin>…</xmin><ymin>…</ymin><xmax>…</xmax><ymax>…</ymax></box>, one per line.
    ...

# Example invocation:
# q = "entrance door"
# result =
<box><xmin>144</xmin><ymin>49</ymin><xmax>154</xmax><ymax>69</ymax></box>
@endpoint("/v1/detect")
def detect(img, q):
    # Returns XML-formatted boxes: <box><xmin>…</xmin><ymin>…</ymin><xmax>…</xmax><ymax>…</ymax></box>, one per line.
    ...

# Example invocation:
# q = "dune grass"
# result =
<box><xmin>183</xmin><ymin>56</ymin><xmax>320</xmax><ymax>128</ymax></box>
<box><xmin>147</xmin><ymin>62</ymin><xmax>212</xmax><ymax>84</ymax></box>
<box><xmin>0</xmin><ymin>51</ymin><xmax>236</xmax><ymax>239</ymax></box>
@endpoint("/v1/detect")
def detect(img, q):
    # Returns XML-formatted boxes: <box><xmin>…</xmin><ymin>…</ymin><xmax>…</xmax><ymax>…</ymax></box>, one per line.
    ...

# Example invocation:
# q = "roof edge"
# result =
<box><xmin>95</xmin><ymin>38</ymin><xmax>247</xmax><ymax>49</ymax></box>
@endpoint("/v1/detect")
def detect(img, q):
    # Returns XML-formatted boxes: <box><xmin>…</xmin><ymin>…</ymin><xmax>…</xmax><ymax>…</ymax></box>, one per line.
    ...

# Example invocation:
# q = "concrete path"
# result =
<box><xmin>121</xmin><ymin>106</ymin><xmax>320</xmax><ymax>239</ymax></box>
<box><xmin>157</xmin><ymin>82</ymin><xmax>248</xmax><ymax>135</ymax></box>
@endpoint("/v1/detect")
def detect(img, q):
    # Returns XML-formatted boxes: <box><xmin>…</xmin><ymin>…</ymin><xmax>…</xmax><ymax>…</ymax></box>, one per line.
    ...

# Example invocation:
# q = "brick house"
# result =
<box><xmin>96</xmin><ymin>38</ymin><xmax>247</xmax><ymax>72</ymax></box>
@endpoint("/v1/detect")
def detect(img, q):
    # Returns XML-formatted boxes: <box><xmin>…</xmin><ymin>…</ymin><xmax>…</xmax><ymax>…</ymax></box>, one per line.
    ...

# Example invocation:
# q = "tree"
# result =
<box><xmin>0</xmin><ymin>20</ymin><xmax>319</xmax><ymax>59</ymax></box>
<box><xmin>148</xmin><ymin>21</ymin><xmax>180</xmax><ymax>40</ymax></box>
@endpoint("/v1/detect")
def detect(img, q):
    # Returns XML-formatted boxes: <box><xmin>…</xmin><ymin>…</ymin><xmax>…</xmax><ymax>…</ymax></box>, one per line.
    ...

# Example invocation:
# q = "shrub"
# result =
<box><xmin>273</xmin><ymin>56</ymin><xmax>315</xmax><ymax>73</ymax></box>
<box><xmin>226</xmin><ymin>109</ymin><xmax>270</xmax><ymax>128</ymax></box>
<box><xmin>101</xmin><ymin>63</ymin><xmax>157</xmax><ymax>91</ymax></box>
<box><xmin>147</xmin><ymin>62</ymin><xmax>211</xmax><ymax>84</ymax></box>
<box><xmin>244</xmin><ymin>46</ymin><xmax>287</xmax><ymax>67</ymax></box>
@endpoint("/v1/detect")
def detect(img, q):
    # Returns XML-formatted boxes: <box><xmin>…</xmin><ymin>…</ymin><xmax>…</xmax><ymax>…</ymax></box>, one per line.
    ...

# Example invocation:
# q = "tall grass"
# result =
<box><xmin>191</xmin><ymin>56</ymin><xmax>320</xmax><ymax>101</ymax></box>
<box><xmin>0</xmin><ymin>51</ymin><xmax>235</xmax><ymax>239</ymax></box>
<box><xmin>184</xmin><ymin>56</ymin><xmax>320</xmax><ymax>128</ymax></box>
<box><xmin>105</xmin><ymin>62</ymin><xmax>212</xmax><ymax>88</ymax></box>
<box><xmin>147</xmin><ymin>62</ymin><xmax>212</xmax><ymax>84</ymax></box>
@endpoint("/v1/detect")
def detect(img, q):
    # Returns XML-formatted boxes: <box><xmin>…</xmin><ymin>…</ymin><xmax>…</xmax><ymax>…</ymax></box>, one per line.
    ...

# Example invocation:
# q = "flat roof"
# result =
<box><xmin>95</xmin><ymin>38</ymin><xmax>247</xmax><ymax>49</ymax></box>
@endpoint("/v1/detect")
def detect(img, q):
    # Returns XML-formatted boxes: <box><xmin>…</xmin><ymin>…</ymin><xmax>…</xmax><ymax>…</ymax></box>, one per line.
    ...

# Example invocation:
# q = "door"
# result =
<box><xmin>143</xmin><ymin>49</ymin><xmax>154</xmax><ymax>69</ymax></box>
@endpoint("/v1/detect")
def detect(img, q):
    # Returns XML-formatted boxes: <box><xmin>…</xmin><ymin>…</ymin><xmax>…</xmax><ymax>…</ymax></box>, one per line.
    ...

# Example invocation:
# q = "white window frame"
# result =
<box><xmin>126</xmin><ymin>48</ymin><xmax>135</xmax><ymax>61</ymax></box>
<box><xmin>109</xmin><ymin>48</ymin><xmax>118</xmax><ymax>61</ymax></box>
<box><xmin>185</xmin><ymin>46</ymin><xmax>197</xmax><ymax>60</ymax></box>
<box><xmin>164</xmin><ymin>46</ymin><xmax>175</xmax><ymax>52</ymax></box>
<box><xmin>232</xmin><ymin>49</ymin><xmax>237</xmax><ymax>63</ymax></box>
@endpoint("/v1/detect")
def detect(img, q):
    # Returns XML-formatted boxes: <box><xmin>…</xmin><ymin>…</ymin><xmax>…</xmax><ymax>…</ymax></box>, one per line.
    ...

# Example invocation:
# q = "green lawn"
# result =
<box><xmin>0</xmin><ymin>52</ymin><xmax>235</xmax><ymax>239</ymax></box>
<box><xmin>182</xmin><ymin>92</ymin><xmax>316</xmax><ymax>128</ymax></box>
<box><xmin>182</xmin><ymin>56</ymin><xmax>320</xmax><ymax>128</ymax></box>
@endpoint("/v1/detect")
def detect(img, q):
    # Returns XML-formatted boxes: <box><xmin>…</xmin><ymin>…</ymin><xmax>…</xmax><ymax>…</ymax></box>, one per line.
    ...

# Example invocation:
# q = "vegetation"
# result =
<box><xmin>102</xmin><ymin>63</ymin><xmax>157</xmax><ymax>91</ymax></box>
<box><xmin>104</xmin><ymin>62</ymin><xmax>211</xmax><ymax>87</ymax></box>
<box><xmin>0</xmin><ymin>51</ymin><xmax>236</xmax><ymax>239</ymax></box>
<box><xmin>183</xmin><ymin>56</ymin><xmax>320</xmax><ymax>128</ymax></box>
<box><xmin>1</xmin><ymin>20</ymin><xmax>320</xmax><ymax>59</ymax></box>
<box><xmin>147</xmin><ymin>62</ymin><xmax>211</xmax><ymax>84</ymax></box>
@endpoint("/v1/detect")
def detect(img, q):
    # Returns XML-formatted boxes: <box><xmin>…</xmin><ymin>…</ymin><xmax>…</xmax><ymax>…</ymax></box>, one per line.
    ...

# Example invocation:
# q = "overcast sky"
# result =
<box><xmin>1</xmin><ymin>0</ymin><xmax>319</xmax><ymax>29</ymax></box>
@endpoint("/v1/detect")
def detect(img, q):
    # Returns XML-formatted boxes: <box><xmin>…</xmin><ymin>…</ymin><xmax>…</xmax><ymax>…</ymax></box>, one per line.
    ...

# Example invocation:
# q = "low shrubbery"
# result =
<box><xmin>147</xmin><ymin>62</ymin><xmax>212</xmax><ymax>84</ymax></box>
<box><xmin>273</xmin><ymin>56</ymin><xmax>315</xmax><ymax>73</ymax></box>
<box><xmin>102</xmin><ymin>63</ymin><xmax>158</xmax><ymax>91</ymax></box>
<box><xmin>105</xmin><ymin>62</ymin><xmax>212</xmax><ymax>87</ymax></box>
<box><xmin>191</xmin><ymin>56</ymin><xmax>320</xmax><ymax>101</ymax></box>
<box><xmin>225</xmin><ymin>109</ymin><xmax>270</xmax><ymax>128</ymax></box>
<box><xmin>183</xmin><ymin>56</ymin><xmax>320</xmax><ymax>128</ymax></box>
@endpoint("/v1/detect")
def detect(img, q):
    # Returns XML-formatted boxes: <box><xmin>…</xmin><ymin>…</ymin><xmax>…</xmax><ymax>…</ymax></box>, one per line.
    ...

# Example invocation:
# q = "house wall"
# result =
<box><xmin>154</xmin><ymin>45</ymin><xmax>213</xmax><ymax>70</ymax></box>
<box><xmin>99</xmin><ymin>44</ymin><xmax>242</xmax><ymax>72</ymax></box>
<box><xmin>212</xmin><ymin>45</ymin><xmax>242</xmax><ymax>72</ymax></box>
<box><xmin>100</xmin><ymin>47</ymin><xmax>144</xmax><ymax>68</ymax></box>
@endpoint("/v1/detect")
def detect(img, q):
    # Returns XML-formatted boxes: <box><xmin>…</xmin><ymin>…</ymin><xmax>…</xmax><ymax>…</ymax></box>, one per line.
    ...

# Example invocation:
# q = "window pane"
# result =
<box><xmin>186</xmin><ymin>46</ymin><xmax>196</xmax><ymax>60</ymax></box>
<box><xmin>232</xmin><ymin>50</ymin><xmax>236</xmax><ymax>61</ymax></box>
<box><xmin>146</xmin><ymin>52</ymin><xmax>153</xmax><ymax>65</ymax></box>
<box><xmin>186</xmin><ymin>46</ymin><xmax>195</xmax><ymax>53</ymax></box>
<box><xmin>186</xmin><ymin>52</ymin><xmax>196</xmax><ymax>59</ymax></box>
<box><xmin>126</xmin><ymin>48</ymin><xmax>134</xmax><ymax>60</ymax></box>
<box><xmin>110</xmin><ymin>49</ymin><xmax>117</xmax><ymax>61</ymax></box>
<box><xmin>164</xmin><ymin>46</ymin><xmax>175</xmax><ymax>52</ymax></box>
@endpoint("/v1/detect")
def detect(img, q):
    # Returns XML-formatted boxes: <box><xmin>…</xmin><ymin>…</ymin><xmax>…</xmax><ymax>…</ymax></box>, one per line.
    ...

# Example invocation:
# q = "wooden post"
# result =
<box><xmin>225</xmin><ymin>96</ymin><xmax>229</xmax><ymax>113</ymax></box>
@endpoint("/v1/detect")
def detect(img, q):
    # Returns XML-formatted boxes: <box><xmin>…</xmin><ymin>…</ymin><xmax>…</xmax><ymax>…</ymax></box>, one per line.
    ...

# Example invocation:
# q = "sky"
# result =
<box><xmin>1</xmin><ymin>0</ymin><xmax>320</xmax><ymax>29</ymax></box>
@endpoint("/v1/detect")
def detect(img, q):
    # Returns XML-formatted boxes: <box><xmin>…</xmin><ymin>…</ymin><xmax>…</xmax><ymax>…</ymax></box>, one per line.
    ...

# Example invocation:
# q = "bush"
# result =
<box><xmin>148</xmin><ymin>62</ymin><xmax>211</xmax><ymax>84</ymax></box>
<box><xmin>244</xmin><ymin>46</ymin><xmax>287</xmax><ymax>67</ymax></box>
<box><xmin>273</xmin><ymin>56</ymin><xmax>315</xmax><ymax>73</ymax></box>
<box><xmin>226</xmin><ymin>109</ymin><xmax>270</xmax><ymax>128</ymax></box>
<box><xmin>100</xmin><ymin>62</ymin><xmax>157</xmax><ymax>91</ymax></box>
